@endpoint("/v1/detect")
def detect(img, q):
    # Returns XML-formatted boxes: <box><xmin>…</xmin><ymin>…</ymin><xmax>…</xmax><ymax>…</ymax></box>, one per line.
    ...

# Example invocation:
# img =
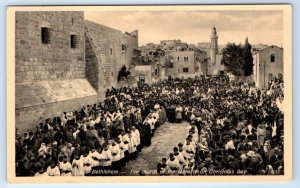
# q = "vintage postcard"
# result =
<box><xmin>7</xmin><ymin>5</ymin><xmax>292</xmax><ymax>183</ymax></box>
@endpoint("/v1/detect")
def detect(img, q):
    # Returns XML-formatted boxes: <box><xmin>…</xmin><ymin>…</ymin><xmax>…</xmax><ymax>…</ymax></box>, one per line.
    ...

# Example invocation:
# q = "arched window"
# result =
<box><xmin>270</xmin><ymin>54</ymin><xmax>275</xmax><ymax>62</ymax></box>
<box><xmin>177</xmin><ymin>57</ymin><xmax>180</xmax><ymax>61</ymax></box>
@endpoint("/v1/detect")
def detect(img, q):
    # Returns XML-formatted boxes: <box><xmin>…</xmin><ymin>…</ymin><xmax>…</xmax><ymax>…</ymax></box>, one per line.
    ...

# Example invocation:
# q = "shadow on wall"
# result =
<box><xmin>85</xmin><ymin>32</ymin><xmax>99</xmax><ymax>91</ymax></box>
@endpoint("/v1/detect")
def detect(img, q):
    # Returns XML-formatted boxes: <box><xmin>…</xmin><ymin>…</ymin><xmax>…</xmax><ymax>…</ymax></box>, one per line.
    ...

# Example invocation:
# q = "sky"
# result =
<box><xmin>85</xmin><ymin>10</ymin><xmax>283</xmax><ymax>47</ymax></box>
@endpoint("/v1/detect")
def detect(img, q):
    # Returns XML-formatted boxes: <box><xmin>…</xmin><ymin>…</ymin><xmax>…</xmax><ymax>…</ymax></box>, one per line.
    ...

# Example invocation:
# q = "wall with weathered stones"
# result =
<box><xmin>15</xmin><ymin>11</ymin><xmax>98</xmax><ymax>132</ymax></box>
<box><xmin>15</xmin><ymin>11</ymin><xmax>86</xmax><ymax>82</ymax></box>
<box><xmin>85</xmin><ymin>20</ymin><xmax>138</xmax><ymax>100</ymax></box>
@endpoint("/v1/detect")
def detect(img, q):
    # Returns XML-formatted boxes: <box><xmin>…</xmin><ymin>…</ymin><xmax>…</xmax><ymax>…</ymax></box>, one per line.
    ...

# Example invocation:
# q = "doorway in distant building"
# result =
<box><xmin>139</xmin><ymin>74</ymin><xmax>145</xmax><ymax>82</ymax></box>
<box><xmin>219</xmin><ymin>71</ymin><xmax>225</xmax><ymax>75</ymax></box>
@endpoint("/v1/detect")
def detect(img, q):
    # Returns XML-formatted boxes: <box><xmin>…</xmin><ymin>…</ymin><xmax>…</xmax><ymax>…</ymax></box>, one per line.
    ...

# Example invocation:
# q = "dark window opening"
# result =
<box><xmin>177</xmin><ymin>57</ymin><xmax>180</xmax><ymax>61</ymax></box>
<box><xmin>41</xmin><ymin>27</ymin><xmax>51</xmax><ymax>44</ymax></box>
<box><xmin>155</xmin><ymin>69</ymin><xmax>158</xmax><ymax>76</ymax></box>
<box><xmin>270</xmin><ymin>54</ymin><xmax>275</xmax><ymax>62</ymax></box>
<box><xmin>71</xmin><ymin>35</ymin><xmax>79</xmax><ymax>48</ymax></box>
<box><xmin>183</xmin><ymin>67</ymin><xmax>189</xmax><ymax>73</ymax></box>
<box><xmin>122</xmin><ymin>44</ymin><xmax>126</xmax><ymax>51</ymax></box>
<box><xmin>169</xmin><ymin>63</ymin><xmax>174</xmax><ymax>68</ymax></box>
<box><xmin>110</xmin><ymin>48</ymin><xmax>113</xmax><ymax>55</ymax></box>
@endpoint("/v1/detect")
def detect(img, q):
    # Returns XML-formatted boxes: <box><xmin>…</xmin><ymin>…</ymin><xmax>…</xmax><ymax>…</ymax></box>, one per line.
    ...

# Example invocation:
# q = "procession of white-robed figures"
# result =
<box><xmin>15</xmin><ymin>75</ymin><xmax>284</xmax><ymax>176</ymax></box>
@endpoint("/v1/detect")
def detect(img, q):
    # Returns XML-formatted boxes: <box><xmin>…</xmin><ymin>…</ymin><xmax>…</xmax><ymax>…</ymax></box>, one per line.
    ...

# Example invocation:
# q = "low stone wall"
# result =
<box><xmin>15</xmin><ymin>79</ymin><xmax>98</xmax><ymax>133</ymax></box>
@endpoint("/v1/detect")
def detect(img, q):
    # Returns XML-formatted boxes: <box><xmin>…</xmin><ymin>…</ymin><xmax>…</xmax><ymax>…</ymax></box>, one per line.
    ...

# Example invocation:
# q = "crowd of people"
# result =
<box><xmin>15</xmin><ymin>75</ymin><xmax>285</xmax><ymax>176</ymax></box>
<box><xmin>156</xmin><ymin>76</ymin><xmax>284</xmax><ymax>175</ymax></box>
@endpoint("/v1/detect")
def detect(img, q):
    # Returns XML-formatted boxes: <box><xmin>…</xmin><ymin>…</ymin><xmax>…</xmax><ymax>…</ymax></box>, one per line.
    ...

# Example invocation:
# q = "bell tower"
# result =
<box><xmin>210</xmin><ymin>26</ymin><xmax>218</xmax><ymax>65</ymax></box>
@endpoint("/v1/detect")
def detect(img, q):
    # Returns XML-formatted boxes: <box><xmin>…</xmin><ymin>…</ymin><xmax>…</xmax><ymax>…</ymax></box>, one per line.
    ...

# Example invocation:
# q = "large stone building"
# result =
<box><xmin>85</xmin><ymin>20</ymin><xmax>138</xmax><ymax>98</ymax></box>
<box><xmin>252</xmin><ymin>45</ymin><xmax>283</xmax><ymax>88</ymax></box>
<box><xmin>15</xmin><ymin>11</ymin><xmax>138</xmax><ymax>132</ymax></box>
<box><xmin>165</xmin><ymin>50</ymin><xmax>207</xmax><ymax>78</ymax></box>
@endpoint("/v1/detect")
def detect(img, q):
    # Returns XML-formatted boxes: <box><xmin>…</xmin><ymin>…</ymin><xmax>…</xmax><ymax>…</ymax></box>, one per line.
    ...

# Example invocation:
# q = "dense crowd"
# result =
<box><xmin>15</xmin><ymin>75</ymin><xmax>284</xmax><ymax>176</ymax></box>
<box><xmin>156</xmin><ymin>76</ymin><xmax>284</xmax><ymax>175</ymax></box>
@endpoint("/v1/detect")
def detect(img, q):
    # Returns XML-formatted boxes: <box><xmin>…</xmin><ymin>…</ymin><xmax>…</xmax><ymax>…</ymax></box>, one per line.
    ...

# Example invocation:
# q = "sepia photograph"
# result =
<box><xmin>6</xmin><ymin>5</ymin><xmax>292</xmax><ymax>183</ymax></box>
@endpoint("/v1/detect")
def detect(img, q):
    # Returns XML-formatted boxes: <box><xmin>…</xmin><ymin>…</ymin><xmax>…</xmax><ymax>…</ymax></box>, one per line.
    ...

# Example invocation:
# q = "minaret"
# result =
<box><xmin>210</xmin><ymin>26</ymin><xmax>218</xmax><ymax>65</ymax></box>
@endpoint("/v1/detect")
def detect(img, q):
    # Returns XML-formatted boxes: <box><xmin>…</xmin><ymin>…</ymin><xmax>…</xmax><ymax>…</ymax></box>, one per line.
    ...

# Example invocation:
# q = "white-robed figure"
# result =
<box><xmin>173</xmin><ymin>147</ymin><xmax>186</xmax><ymax>167</ymax></box>
<box><xmin>166</xmin><ymin>153</ymin><xmax>181</xmax><ymax>171</ymax></box>
<box><xmin>118</xmin><ymin>130</ymin><xmax>130</xmax><ymax>155</ymax></box>
<box><xmin>109</xmin><ymin>140</ymin><xmax>121</xmax><ymax>170</ymax></box>
<box><xmin>178</xmin><ymin>143</ymin><xmax>190</xmax><ymax>165</ymax></box>
<box><xmin>38</xmin><ymin>143</ymin><xmax>48</xmax><ymax>157</ymax></box>
<box><xmin>183</xmin><ymin>138</ymin><xmax>196</xmax><ymax>159</ymax></box>
<box><xmin>46</xmin><ymin>161</ymin><xmax>60</xmax><ymax>176</ymax></box>
<box><xmin>100</xmin><ymin>144</ymin><xmax>113</xmax><ymax>169</ymax></box>
<box><xmin>89</xmin><ymin>147</ymin><xmax>103</xmax><ymax>167</ymax></box>
<box><xmin>58</xmin><ymin>156</ymin><xmax>72</xmax><ymax>176</ymax></box>
<box><xmin>146</xmin><ymin>115</ymin><xmax>156</xmax><ymax>132</ymax></box>
<box><xmin>128</xmin><ymin>132</ymin><xmax>138</xmax><ymax>160</ymax></box>
<box><xmin>72</xmin><ymin>155</ymin><xmax>84</xmax><ymax>176</ymax></box>
<box><xmin>175</xmin><ymin>105</ymin><xmax>183</xmax><ymax>123</ymax></box>
<box><xmin>225</xmin><ymin>138</ymin><xmax>236</xmax><ymax>151</ymax></box>
<box><xmin>131</xmin><ymin>126</ymin><xmax>140</xmax><ymax>148</ymax></box>
<box><xmin>187</xmin><ymin>130</ymin><xmax>198</xmax><ymax>145</ymax></box>
<box><xmin>115</xmin><ymin>137</ymin><xmax>126</xmax><ymax>167</ymax></box>
<box><xmin>80</xmin><ymin>152</ymin><xmax>93</xmax><ymax>175</ymax></box>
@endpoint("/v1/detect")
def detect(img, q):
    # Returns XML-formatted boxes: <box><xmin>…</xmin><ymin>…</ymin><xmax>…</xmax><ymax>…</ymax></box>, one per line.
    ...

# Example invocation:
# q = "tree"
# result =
<box><xmin>221</xmin><ymin>43</ymin><xmax>244</xmax><ymax>76</ymax></box>
<box><xmin>242</xmin><ymin>37</ymin><xmax>254</xmax><ymax>76</ymax></box>
<box><xmin>221</xmin><ymin>37</ymin><xmax>254</xmax><ymax>77</ymax></box>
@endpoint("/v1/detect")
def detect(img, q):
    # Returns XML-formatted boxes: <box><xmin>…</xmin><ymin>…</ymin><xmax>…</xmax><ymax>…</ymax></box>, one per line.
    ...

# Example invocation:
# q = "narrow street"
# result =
<box><xmin>122</xmin><ymin>122</ymin><xmax>189</xmax><ymax>175</ymax></box>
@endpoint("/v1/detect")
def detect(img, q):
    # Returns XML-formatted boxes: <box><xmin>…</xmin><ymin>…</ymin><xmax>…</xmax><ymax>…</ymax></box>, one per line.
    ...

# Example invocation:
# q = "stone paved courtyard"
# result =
<box><xmin>122</xmin><ymin>121</ymin><xmax>189</xmax><ymax>175</ymax></box>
